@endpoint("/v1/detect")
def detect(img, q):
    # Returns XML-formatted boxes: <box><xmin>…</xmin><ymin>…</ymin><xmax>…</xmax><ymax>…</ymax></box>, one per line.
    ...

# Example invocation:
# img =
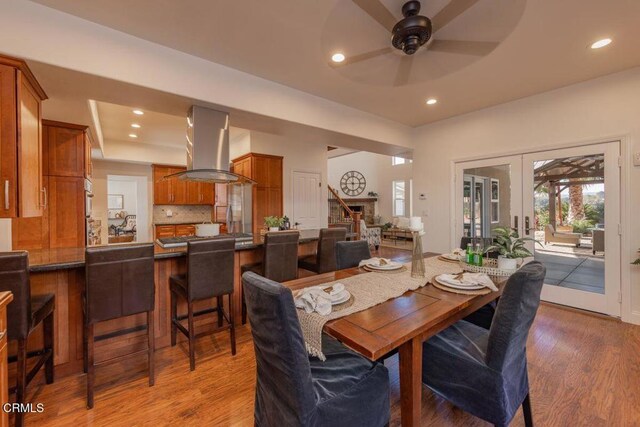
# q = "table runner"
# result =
<box><xmin>296</xmin><ymin>257</ymin><xmax>462</xmax><ymax>360</ymax></box>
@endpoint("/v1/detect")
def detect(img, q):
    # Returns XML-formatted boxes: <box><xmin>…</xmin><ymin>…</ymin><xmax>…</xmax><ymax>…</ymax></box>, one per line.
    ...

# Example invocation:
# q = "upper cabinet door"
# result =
<box><xmin>200</xmin><ymin>182</ymin><xmax>215</xmax><ymax>205</ymax></box>
<box><xmin>46</xmin><ymin>122</ymin><xmax>85</xmax><ymax>177</ymax></box>
<box><xmin>153</xmin><ymin>165</ymin><xmax>172</xmax><ymax>205</ymax></box>
<box><xmin>0</xmin><ymin>64</ymin><xmax>17</xmax><ymax>218</ymax></box>
<box><xmin>170</xmin><ymin>167</ymin><xmax>187</xmax><ymax>204</ymax></box>
<box><xmin>17</xmin><ymin>72</ymin><xmax>44</xmax><ymax>217</ymax></box>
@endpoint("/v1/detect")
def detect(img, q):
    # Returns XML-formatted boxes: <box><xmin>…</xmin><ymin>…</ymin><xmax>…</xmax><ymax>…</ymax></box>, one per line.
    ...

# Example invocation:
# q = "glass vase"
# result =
<box><xmin>411</xmin><ymin>231</ymin><xmax>425</xmax><ymax>278</ymax></box>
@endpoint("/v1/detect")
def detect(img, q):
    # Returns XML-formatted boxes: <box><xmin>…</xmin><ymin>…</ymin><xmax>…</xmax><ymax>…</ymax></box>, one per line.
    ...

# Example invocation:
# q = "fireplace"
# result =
<box><xmin>329</xmin><ymin>198</ymin><xmax>377</xmax><ymax>224</ymax></box>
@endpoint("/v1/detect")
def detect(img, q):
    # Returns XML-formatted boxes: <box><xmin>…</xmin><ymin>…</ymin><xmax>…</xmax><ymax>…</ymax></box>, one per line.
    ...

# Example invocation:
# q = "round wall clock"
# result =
<box><xmin>340</xmin><ymin>171</ymin><xmax>366</xmax><ymax>196</ymax></box>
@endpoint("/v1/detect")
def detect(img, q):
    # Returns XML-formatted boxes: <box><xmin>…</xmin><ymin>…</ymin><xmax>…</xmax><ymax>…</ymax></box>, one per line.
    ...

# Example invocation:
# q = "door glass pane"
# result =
<box><xmin>532</xmin><ymin>154</ymin><xmax>605</xmax><ymax>294</ymax></box>
<box><xmin>461</xmin><ymin>165</ymin><xmax>512</xmax><ymax>244</ymax></box>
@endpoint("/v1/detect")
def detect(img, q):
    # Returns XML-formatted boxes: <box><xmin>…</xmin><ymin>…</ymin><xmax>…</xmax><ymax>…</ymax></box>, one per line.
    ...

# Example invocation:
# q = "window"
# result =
<box><xmin>392</xmin><ymin>156</ymin><xmax>412</xmax><ymax>166</ymax></box>
<box><xmin>491</xmin><ymin>179</ymin><xmax>500</xmax><ymax>223</ymax></box>
<box><xmin>393</xmin><ymin>180</ymin><xmax>405</xmax><ymax>216</ymax></box>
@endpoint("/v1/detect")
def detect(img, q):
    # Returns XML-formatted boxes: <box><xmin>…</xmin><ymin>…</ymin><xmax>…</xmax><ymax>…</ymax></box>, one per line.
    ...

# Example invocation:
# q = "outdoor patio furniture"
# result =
<box><xmin>544</xmin><ymin>224</ymin><xmax>581</xmax><ymax>247</ymax></box>
<box><xmin>592</xmin><ymin>229</ymin><xmax>605</xmax><ymax>255</ymax></box>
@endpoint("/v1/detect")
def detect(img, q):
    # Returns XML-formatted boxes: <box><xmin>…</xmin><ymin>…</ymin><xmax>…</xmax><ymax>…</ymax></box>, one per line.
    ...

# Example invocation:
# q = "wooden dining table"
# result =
<box><xmin>283</xmin><ymin>254</ymin><xmax>506</xmax><ymax>427</ymax></box>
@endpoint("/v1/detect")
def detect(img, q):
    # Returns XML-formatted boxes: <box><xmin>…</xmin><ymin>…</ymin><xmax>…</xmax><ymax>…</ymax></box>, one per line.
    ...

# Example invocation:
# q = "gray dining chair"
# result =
<box><xmin>421</xmin><ymin>261</ymin><xmax>546</xmax><ymax>427</ymax></box>
<box><xmin>242</xmin><ymin>271</ymin><xmax>390</xmax><ymax>427</ymax></box>
<box><xmin>335</xmin><ymin>240</ymin><xmax>371</xmax><ymax>270</ymax></box>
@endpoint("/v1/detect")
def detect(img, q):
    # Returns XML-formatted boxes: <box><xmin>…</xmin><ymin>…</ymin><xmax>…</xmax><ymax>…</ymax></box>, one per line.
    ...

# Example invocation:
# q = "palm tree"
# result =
<box><xmin>568</xmin><ymin>185</ymin><xmax>584</xmax><ymax>222</ymax></box>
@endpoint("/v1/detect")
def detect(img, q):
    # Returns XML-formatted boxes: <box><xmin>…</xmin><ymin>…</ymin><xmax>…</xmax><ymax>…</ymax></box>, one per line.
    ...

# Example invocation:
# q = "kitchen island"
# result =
<box><xmin>20</xmin><ymin>230</ymin><xmax>328</xmax><ymax>378</ymax></box>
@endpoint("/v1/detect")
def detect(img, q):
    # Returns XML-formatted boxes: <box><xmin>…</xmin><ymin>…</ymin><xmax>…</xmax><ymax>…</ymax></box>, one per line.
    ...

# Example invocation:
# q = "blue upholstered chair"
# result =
<box><xmin>421</xmin><ymin>261</ymin><xmax>546</xmax><ymax>427</ymax></box>
<box><xmin>242</xmin><ymin>271</ymin><xmax>390</xmax><ymax>427</ymax></box>
<box><xmin>335</xmin><ymin>240</ymin><xmax>371</xmax><ymax>270</ymax></box>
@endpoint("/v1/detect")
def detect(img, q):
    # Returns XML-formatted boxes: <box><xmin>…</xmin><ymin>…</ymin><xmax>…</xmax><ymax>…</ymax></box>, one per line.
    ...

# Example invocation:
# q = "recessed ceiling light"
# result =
<box><xmin>590</xmin><ymin>38</ymin><xmax>612</xmax><ymax>49</ymax></box>
<box><xmin>133</xmin><ymin>109</ymin><xmax>144</xmax><ymax>115</ymax></box>
<box><xmin>131</xmin><ymin>123</ymin><xmax>141</xmax><ymax>128</ymax></box>
<box><xmin>426</xmin><ymin>98</ymin><xmax>438</xmax><ymax>105</ymax></box>
<box><xmin>129</xmin><ymin>133</ymin><xmax>138</xmax><ymax>138</ymax></box>
<box><xmin>331</xmin><ymin>53</ymin><xmax>345</xmax><ymax>63</ymax></box>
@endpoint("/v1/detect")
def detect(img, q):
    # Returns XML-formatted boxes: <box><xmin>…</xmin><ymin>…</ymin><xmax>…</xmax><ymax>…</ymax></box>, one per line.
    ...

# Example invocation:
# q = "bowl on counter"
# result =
<box><xmin>195</xmin><ymin>222</ymin><xmax>220</xmax><ymax>237</ymax></box>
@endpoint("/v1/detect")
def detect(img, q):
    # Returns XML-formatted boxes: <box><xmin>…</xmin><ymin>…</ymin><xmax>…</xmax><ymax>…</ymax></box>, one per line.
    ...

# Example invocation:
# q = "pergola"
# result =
<box><xmin>534</xmin><ymin>154</ymin><xmax>604</xmax><ymax>228</ymax></box>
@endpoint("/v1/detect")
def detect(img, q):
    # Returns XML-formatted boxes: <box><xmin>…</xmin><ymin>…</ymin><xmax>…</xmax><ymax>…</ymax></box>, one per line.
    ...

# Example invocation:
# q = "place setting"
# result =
<box><xmin>358</xmin><ymin>257</ymin><xmax>407</xmax><ymax>273</ymax></box>
<box><xmin>294</xmin><ymin>283</ymin><xmax>354</xmax><ymax>315</ymax></box>
<box><xmin>430</xmin><ymin>271</ymin><xmax>499</xmax><ymax>295</ymax></box>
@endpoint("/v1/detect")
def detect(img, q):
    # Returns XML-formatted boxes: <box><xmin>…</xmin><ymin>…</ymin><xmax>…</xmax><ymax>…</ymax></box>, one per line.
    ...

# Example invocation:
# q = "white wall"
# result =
<box><xmin>107</xmin><ymin>175</ymin><xmax>150</xmax><ymax>242</ymax></box>
<box><xmin>328</xmin><ymin>152</ymin><xmax>413</xmax><ymax>221</ymax></box>
<box><xmin>92</xmin><ymin>160</ymin><xmax>154</xmax><ymax>244</ymax></box>
<box><xmin>413</xmin><ymin>66</ymin><xmax>640</xmax><ymax>323</ymax></box>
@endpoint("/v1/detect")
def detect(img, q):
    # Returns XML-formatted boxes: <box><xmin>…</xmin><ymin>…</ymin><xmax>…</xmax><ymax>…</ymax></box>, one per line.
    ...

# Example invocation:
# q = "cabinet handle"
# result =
<box><xmin>3</xmin><ymin>180</ymin><xmax>8</xmax><ymax>210</ymax></box>
<box><xmin>41</xmin><ymin>187</ymin><xmax>47</xmax><ymax>209</ymax></box>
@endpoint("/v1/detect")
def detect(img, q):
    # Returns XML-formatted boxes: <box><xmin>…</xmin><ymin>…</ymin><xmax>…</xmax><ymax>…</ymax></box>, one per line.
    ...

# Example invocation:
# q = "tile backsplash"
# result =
<box><xmin>153</xmin><ymin>205</ymin><xmax>213</xmax><ymax>224</ymax></box>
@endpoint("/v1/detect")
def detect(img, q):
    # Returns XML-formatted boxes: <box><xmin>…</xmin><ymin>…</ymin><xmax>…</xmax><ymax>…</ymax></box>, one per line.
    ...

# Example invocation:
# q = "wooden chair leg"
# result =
<box><xmin>187</xmin><ymin>302</ymin><xmax>195</xmax><ymax>371</ymax></box>
<box><xmin>86</xmin><ymin>323</ymin><xmax>95</xmax><ymax>409</ymax></box>
<box><xmin>44</xmin><ymin>311</ymin><xmax>55</xmax><ymax>384</ymax></box>
<box><xmin>170</xmin><ymin>291</ymin><xmax>177</xmax><ymax>347</ymax></box>
<box><xmin>15</xmin><ymin>339</ymin><xmax>27</xmax><ymax>427</ymax></box>
<box><xmin>216</xmin><ymin>296</ymin><xmax>224</xmax><ymax>327</ymax></box>
<box><xmin>522</xmin><ymin>393</ymin><xmax>533</xmax><ymax>427</ymax></box>
<box><xmin>147</xmin><ymin>310</ymin><xmax>155</xmax><ymax>387</ymax></box>
<box><xmin>228</xmin><ymin>293</ymin><xmax>236</xmax><ymax>356</ymax></box>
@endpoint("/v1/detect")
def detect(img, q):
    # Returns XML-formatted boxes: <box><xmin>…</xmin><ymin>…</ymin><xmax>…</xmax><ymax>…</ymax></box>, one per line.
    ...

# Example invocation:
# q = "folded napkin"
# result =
<box><xmin>294</xmin><ymin>283</ymin><xmax>346</xmax><ymax>316</ymax></box>
<box><xmin>438</xmin><ymin>272</ymin><xmax>498</xmax><ymax>291</ymax></box>
<box><xmin>358</xmin><ymin>257</ymin><xmax>392</xmax><ymax>268</ymax></box>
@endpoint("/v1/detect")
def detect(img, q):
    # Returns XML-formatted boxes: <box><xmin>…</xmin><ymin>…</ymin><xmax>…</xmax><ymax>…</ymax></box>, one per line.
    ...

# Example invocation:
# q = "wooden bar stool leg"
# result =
<box><xmin>187</xmin><ymin>302</ymin><xmax>195</xmax><ymax>371</ymax></box>
<box><xmin>170</xmin><ymin>292</ymin><xmax>177</xmax><ymax>347</ymax></box>
<box><xmin>44</xmin><ymin>312</ymin><xmax>54</xmax><ymax>384</ymax></box>
<box><xmin>15</xmin><ymin>339</ymin><xmax>27</xmax><ymax>427</ymax></box>
<box><xmin>147</xmin><ymin>310</ymin><xmax>155</xmax><ymax>387</ymax></box>
<box><xmin>228</xmin><ymin>293</ymin><xmax>236</xmax><ymax>356</ymax></box>
<box><xmin>216</xmin><ymin>296</ymin><xmax>223</xmax><ymax>327</ymax></box>
<box><xmin>86</xmin><ymin>323</ymin><xmax>95</xmax><ymax>409</ymax></box>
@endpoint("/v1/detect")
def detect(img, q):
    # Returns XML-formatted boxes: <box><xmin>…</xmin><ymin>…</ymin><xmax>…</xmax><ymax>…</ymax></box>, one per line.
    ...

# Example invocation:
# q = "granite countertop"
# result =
<box><xmin>153</xmin><ymin>221</ymin><xmax>225</xmax><ymax>226</ymax></box>
<box><xmin>26</xmin><ymin>229</ymin><xmax>342</xmax><ymax>272</ymax></box>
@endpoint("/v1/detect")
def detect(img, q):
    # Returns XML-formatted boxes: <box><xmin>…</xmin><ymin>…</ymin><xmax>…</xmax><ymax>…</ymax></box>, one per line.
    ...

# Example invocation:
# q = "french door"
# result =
<box><xmin>455</xmin><ymin>142</ymin><xmax>621</xmax><ymax>316</ymax></box>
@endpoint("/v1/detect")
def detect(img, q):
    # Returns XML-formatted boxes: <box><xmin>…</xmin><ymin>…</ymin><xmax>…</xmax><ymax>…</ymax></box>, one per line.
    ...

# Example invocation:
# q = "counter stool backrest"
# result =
<box><xmin>187</xmin><ymin>238</ymin><xmax>236</xmax><ymax>301</ymax></box>
<box><xmin>0</xmin><ymin>252</ymin><xmax>31</xmax><ymax>340</ymax></box>
<box><xmin>85</xmin><ymin>243</ymin><xmax>155</xmax><ymax>324</ymax></box>
<box><xmin>315</xmin><ymin>228</ymin><xmax>347</xmax><ymax>273</ymax></box>
<box><xmin>263</xmin><ymin>231</ymin><xmax>300</xmax><ymax>283</ymax></box>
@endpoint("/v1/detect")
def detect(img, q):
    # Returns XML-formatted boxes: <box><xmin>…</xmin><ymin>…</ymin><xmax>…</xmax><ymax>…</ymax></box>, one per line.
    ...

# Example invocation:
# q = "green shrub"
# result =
<box><xmin>571</xmin><ymin>219</ymin><xmax>594</xmax><ymax>234</ymax></box>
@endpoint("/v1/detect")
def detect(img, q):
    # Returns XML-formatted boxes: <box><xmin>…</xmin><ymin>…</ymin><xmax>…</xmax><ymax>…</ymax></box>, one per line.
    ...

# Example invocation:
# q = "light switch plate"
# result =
<box><xmin>634</xmin><ymin>152</ymin><xmax>640</xmax><ymax>166</ymax></box>
<box><xmin>166</xmin><ymin>209</ymin><xmax>173</xmax><ymax>217</ymax></box>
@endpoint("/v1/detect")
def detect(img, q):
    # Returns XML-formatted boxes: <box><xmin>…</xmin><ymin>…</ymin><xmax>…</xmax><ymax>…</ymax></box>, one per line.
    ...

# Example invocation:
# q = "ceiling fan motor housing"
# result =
<box><xmin>392</xmin><ymin>0</ymin><xmax>432</xmax><ymax>55</ymax></box>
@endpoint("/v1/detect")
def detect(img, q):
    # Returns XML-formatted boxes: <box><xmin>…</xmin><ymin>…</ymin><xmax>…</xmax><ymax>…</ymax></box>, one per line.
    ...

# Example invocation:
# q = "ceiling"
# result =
<box><xmin>29</xmin><ymin>0</ymin><xmax>640</xmax><ymax>127</ymax></box>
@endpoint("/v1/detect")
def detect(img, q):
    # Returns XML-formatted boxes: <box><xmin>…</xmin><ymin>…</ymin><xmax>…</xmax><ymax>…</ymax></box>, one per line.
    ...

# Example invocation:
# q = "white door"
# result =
<box><xmin>522</xmin><ymin>142</ymin><xmax>621</xmax><ymax>316</ymax></box>
<box><xmin>454</xmin><ymin>156</ymin><xmax>523</xmax><ymax>248</ymax></box>
<box><xmin>292</xmin><ymin>171</ymin><xmax>322</xmax><ymax>229</ymax></box>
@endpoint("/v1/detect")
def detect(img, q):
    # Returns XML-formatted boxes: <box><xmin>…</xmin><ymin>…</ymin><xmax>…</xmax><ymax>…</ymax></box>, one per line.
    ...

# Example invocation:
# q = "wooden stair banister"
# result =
<box><xmin>327</xmin><ymin>185</ymin><xmax>361</xmax><ymax>239</ymax></box>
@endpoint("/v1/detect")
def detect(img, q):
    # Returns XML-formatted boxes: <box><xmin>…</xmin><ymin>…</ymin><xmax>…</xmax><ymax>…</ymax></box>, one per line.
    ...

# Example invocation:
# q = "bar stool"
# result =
<box><xmin>0</xmin><ymin>252</ymin><xmax>54</xmax><ymax>427</ymax></box>
<box><xmin>84</xmin><ymin>244</ymin><xmax>155</xmax><ymax>409</ymax></box>
<box><xmin>335</xmin><ymin>240</ymin><xmax>372</xmax><ymax>270</ymax></box>
<box><xmin>298</xmin><ymin>228</ymin><xmax>346</xmax><ymax>274</ymax></box>
<box><xmin>170</xmin><ymin>238</ymin><xmax>236</xmax><ymax>371</ymax></box>
<box><xmin>241</xmin><ymin>231</ymin><xmax>299</xmax><ymax>324</ymax></box>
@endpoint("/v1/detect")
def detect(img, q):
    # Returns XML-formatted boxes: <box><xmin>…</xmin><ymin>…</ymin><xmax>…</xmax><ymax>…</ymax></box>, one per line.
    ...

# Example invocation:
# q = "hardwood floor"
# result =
<box><xmin>19</xmin><ymin>247</ymin><xmax>640</xmax><ymax>426</ymax></box>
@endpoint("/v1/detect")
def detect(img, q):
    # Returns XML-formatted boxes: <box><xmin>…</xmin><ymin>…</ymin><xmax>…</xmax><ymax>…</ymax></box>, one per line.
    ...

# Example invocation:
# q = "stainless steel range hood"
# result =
<box><xmin>164</xmin><ymin>106</ymin><xmax>254</xmax><ymax>184</ymax></box>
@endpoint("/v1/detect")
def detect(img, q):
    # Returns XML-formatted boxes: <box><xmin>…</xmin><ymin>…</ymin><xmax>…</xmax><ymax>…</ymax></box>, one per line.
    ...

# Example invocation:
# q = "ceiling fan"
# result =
<box><xmin>333</xmin><ymin>0</ymin><xmax>500</xmax><ymax>86</ymax></box>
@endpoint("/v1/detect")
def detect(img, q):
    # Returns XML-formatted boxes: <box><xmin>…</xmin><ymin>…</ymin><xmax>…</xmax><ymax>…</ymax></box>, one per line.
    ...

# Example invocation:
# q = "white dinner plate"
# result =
<box><xmin>435</xmin><ymin>275</ymin><xmax>485</xmax><ymax>290</ymax></box>
<box><xmin>365</xmin><ymin>262</ymin><xmax>403</xmax><ymax>271</ymax></box>
<box><xmin>441</xmin><ymin>253</ymin><xmax>461</xmax><ymax>261</ymax></box>
<box><xmin>330</xmin><ymin>290</ymin><xmax>351</xmax><ymax>305</ymax></box>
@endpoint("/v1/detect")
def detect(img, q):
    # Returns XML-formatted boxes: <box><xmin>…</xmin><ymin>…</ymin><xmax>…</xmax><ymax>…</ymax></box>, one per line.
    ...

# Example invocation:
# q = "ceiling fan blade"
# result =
<box><xmin>429</xmin><ymin>39</ymin><xmax>499</xmax><ymax>56</ymax></box>
<box><xmin>394</xmin><ymin>56</ymin><xmax>414</xmax><ymax>87</ymax></box>
<box><xmin>431</xmin><ymin>0</ymin><xmax>480</xmax><ymax>32</ymax></box>
<box><xmin>330</xmin><ymin>47</ymin><xmax>393</xmax><ymax>68</ymax></box>
<box><xmin>352</xmin><ymin>0</ymin><xmax>397</xmax><ymax>32</ymax></box>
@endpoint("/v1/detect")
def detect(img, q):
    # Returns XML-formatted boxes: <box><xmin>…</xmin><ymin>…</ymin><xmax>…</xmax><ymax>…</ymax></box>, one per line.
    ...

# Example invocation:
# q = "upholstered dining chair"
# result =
<box><xmin>421</xmin><ymin>261</ymin><xmax>546</xmax><ymax>427</ymax></box>
<box><xmin>335</xmin><ymin>240</ymin><xmax>371</xmax><ymax>270</ymax></box>
<box><xmin>242</xmin><ymin>271</ymin><xmax>390</xmax><ymax>427</ymax></box>
<box><xmin>298</xmin><ymin>228</ymin><xmax>347</xmax><ymax>274</ymax></box>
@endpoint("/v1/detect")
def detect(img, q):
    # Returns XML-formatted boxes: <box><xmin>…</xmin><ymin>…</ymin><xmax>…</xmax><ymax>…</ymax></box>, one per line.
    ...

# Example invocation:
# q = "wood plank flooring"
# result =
<box><xmin>18</xmin><ymin>247</ymin><xmax>640</xmax><ymax>426</ymax></box>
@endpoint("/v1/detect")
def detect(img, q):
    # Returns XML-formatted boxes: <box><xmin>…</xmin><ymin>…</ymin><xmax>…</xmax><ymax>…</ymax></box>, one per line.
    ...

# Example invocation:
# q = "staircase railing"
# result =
<box><xmin>327</xmin><ymin>185</ymin><xmax>361</xmax><ymax>238</ymax></box>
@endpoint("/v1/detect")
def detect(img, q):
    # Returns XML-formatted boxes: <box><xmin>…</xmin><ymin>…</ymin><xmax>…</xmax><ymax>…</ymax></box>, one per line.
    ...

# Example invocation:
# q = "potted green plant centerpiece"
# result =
<box><xmin>264</xmin><ymin>216</ymin><xmax>283</xmax><ymax>232</ymax></box>
<box><xmin>485</xmin><ymin>226</ymin><xmax>540</xmax><ymax>271</ymax></box>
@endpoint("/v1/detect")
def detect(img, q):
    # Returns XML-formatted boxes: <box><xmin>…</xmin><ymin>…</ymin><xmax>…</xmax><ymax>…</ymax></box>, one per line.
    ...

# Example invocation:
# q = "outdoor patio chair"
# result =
<box><xmin>544</xmin><ymin>224</ymin><xmax>581</xmax><ymax>247</ymax></box>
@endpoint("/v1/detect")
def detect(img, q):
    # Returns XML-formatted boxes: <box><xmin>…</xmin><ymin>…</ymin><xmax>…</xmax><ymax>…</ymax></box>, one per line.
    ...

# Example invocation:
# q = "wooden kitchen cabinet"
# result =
<box><xmin>175</xmin><ymin>224</ymin><xmax>196</xmax><ymax>236</ymax></box>
<box><xmin>48</xmin><ymin>176</ymin><xmax>85</xmax><ymax>248</ymax></box>
<box><xmin>0</xmin><ymin>55</ymin><xmax>47</xmax><ymax>218</ymax></box>
<box><xmin>0</xmin><ymin>291</ymin><xmax>12</xmax><ymax>427</ymax></box>
<box><xmin>154</xmin><ymin>164</ymin><xmax>214</xmax><ymax>205</ymax></box>
<box><xmin>44</xmin><ymin>120</ymin><xmax>88</xmax><ymax>177</ymax></box>
<box><xmin>232</xmin><ymin>153</ymin><xmax>283</xmax><ymax>234</ymax></box>
<box><xmin>155</xmin><ymin>225</ymin><xmax>176</xmax><ymax>238</ymax></box>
